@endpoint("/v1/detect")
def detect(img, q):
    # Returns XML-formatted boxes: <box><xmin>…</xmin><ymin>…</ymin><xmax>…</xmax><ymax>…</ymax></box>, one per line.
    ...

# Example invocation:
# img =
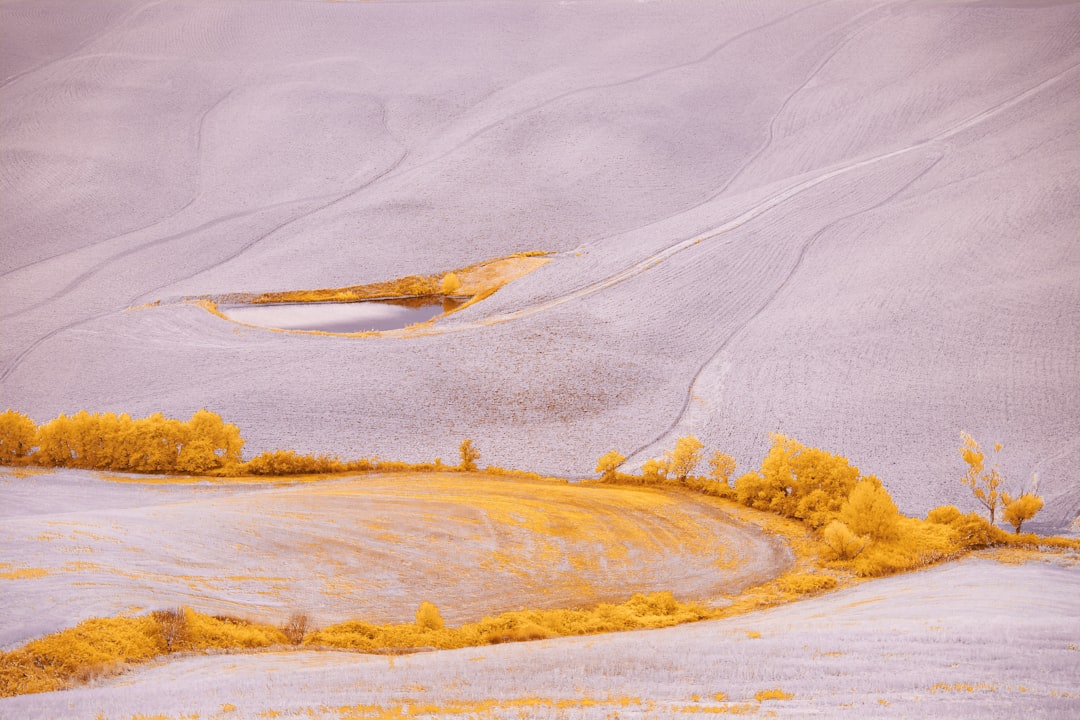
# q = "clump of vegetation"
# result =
<box><xmin>0</xmin><ymin>409</ymin><xmax>36</xmax><ymax>464</ymax></box>
<box><xmin>415</xmin><ymin>601</ymin><xmax>444</xmax><ymax>631</ymax></box>
<box><xmin>594</xmin><ymin>450</ymin><xmax>625</xmax><ymax>482</ymax></box>
<box><xmin>0</xmin><ymin>407</ymin><xmax>457</xmax><ymax>479</ymax></box>
<box><xmin>281</xmin><ymin>612</ymin><xmax>310</xmax><ymax>646</ymax></box>
<box><xmin>440</xmin><ymin>272</ymin><xmax>462</xmax><ymax>295</ymax></box>
<box><xmin>958</xmin><ymin>431</ymin><xmax>1004</xmax><ymax>524</ymax></box>
<box><xmin>459</xmin><ymin>439</ymin><xmax>480</xmax><ymax>472</ymax></box>
<box><xmin>308</xmin><ymin>592</ymin><xmax>713</xmax><ymax>653</ymax></box>
<box><xmin>0</xmin><ymin>608</ymin><xmax>288</xmax><ymax>697</ymax></box>
<box><xmin>0</xmin><ymin>408</ymin><xmax>243</xmax><ymax>474</ymax></box>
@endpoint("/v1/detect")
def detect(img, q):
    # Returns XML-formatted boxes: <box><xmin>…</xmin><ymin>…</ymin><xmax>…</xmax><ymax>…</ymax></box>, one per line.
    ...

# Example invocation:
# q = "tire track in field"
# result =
<box><xmin>621</xmin><ymin>154</ymin><xmax>945</xmax><ymax>467</ymax></box>
<box><xmin>325</xmin><ymin>0</ymin><xmax>835</xmax><ymax>201</ymax></box>
<box><xmin>0</xmin><ymin>88</ymin><xmax>233</xmax><ymax>290</ymax></box>
<box><xmin>0</xmin><ymin>0</ymin><xmax>161</xmax><ymax>90</ymax></box>
<box><xmin>411</xmin><ymin>59</ymin><xmax>1080</xmax><ymax>337</ymax></box>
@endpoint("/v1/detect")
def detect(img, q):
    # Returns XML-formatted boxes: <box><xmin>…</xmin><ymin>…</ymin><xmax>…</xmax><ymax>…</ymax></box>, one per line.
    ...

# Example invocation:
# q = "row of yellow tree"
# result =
<box><xmin>0</xmin><ymin>409</ymin><xmax>243</xmax><ymax>474</ymax></box>
<box><xmin>0</xmin><ymin>409</ymin><xmax>487</xmax><ymax>477</ymax></box>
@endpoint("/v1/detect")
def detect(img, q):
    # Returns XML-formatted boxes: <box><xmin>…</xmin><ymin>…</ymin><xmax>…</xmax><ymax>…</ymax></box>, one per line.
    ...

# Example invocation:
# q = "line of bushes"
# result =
<box><xmin>0</xmin><ymin>593</ymin><xmax>709</xmax><ymax>697</ymax></box>
<box><xmin>0</xmin><ymin>409</ymin><xmax>471</xmax><ymax>477</ymax></box>
<box><xmin>596</xmin><ymin>433</ymin><xmax>1075</xmax><ymax>578</ymax></box>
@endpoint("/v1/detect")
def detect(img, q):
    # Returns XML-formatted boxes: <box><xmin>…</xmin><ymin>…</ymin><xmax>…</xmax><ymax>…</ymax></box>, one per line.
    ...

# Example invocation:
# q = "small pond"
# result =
<box><xmin>220</xmin><ymin>297</ymin><xmax>463</xmax><ymax>333</ymax></box>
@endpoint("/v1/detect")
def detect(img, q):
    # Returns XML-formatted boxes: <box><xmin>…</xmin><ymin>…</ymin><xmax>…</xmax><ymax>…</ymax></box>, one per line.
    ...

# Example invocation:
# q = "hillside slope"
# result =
<box><xmin>1</xmin><ymin>0</ymin><xmax>1077</xmax><ymax>524</ymax></box>
<box><xmin>2</xmin><ymin>557</ymin><xmax>1075</xmax><ymax>719</ymax></box>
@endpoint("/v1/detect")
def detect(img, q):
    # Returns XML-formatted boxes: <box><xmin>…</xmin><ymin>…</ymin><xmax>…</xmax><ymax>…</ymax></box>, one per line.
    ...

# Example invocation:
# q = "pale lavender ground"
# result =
<box><xmin>1</xmin><ymin>1</ymin><xmax>1078</xmax><ymax>526</ymax></box>
<box><xmin>2</xmin><ymin>557</ymin><xmax>1076</xmax><ymax>719</ymax></box>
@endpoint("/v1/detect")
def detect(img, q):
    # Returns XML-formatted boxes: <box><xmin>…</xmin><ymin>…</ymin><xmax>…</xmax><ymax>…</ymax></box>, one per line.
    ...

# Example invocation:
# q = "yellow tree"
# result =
<box><xmin>0</xmin><ymin>409</ymin><xmax>37</xmax><ymax>464</ymax></box>
<box><xmin>1001</xmin><ymin>473</ymin><xmax>1044</xmax><ymax>534</ymax></box>
<box><xmin>839</xmin><ymin>476</ymin><xmax>900</xmax><ymax>541</ymax></box>
<box><xmin>459</xmin><ymin>439</ymin><xmax>479</xmax><ymax>471</ymax></box>
<box><xmin>441</xmin><ymin>272</ymin><xmax>462</xmax><ymax>295</ymax></box>
<box><xmin>959</xmin><ymin>432</ymin><xmax>1003</xmax><ymax>524</ymax></box>
<box><xmin>595</xmin><ymin>450</ymin><xmax>625</xmax><ymax>482</ymax></box>
<box><xmin>664</xmin><ymin>435</ymin><xmax>704</xmax><ymax>483</ymax></box>
<box><xmin>708</xmin><ymin>450</ymin><xmax>736</xmax><ymax>486</ymax></box>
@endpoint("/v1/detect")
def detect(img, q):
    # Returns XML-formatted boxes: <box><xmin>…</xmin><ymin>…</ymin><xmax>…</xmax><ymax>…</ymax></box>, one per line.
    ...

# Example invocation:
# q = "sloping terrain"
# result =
<box><xmin>2</xmin><ymin>556</ymin><xmax>1075</xmax><ymax>719</ymax></box>
<box><xmin>1</xmin><ymin>0</ymin><xmax>1077</xmax><ymax>525</ymax></box>
<box><xmin>0</xmin><ymin>468</ymin><xmax>788</xmax><ymax>650</ymax></box>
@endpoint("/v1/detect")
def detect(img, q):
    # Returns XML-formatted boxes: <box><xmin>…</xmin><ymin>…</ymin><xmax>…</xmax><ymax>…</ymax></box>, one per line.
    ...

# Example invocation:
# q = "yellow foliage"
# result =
<box><xmin>308</xmin><ymin>592</ymin><xmax>713</xmax><ymax>652</ymax></box>
<box><xmin>440</xmin><ymin>272</ymin><xmax>462</xmax><ymax>295</ymax></box>
<box><xmin>415</xmin><ymin>601</ymin><xmax>444</xmax><ymax>631</ymax></box>
<box><xmin>774</xmin><ymin>573</ymin><xmax>837</xmax><ymax>595</ymax></box>
<box><xmin>28</xmin><ymin>409</ymin><xmax>243</xmax><ymax>475</ymax></box>
<box><xmin>846</xmin><ymin>517</ymin><xmax>960</xmax><ymax>577</ymax></box>
<box><xmin>641</xmin><ymin>457</ymin><xmax>667</xmax><ymax>483</ymax></box>
<box><xmin>1002</xmin><ymin>493</ymin><xmax>1043</xmax><ymax>534</ymax></box>
<box><xmin>839</xmin><ymin>477</ymin><xmax>900</xmax><ymax>541</ymax></box>
<box><xmin>459</xmin><ymin>439</ymin><xmax>480</xmax><ymax>471</ymax></box>
<box><xmin>0</xmin><ymin>608</ymin><xmax>290</xmax><ymax>697</ymax></box>
<box><xmin>664</xmin><ymin>435</ymin><xmax>704</xmax><ymax>482</ymax></box>
<box><xmin>0</xmin><ymin>409</ymin><xmax>36</xmax><ymax>464</ymax></box>
<box><xmin>959</xmin><ymin>432</ymin><xmax>1004</xmax><ymax>524</ymax></box>
<box><xmin>595</xmin><ymin>449</ymin><xmax>625</xmax><ymax>482</ymax></box>
<box><xmin>708</xmin><ymin>450</ymin><xmax>737</xmax><ymax>485</ymax></box>
<box><xmin>821</xmin><ymin>520</ymin><xmax>867</xmax><ymax>560</ymax></box>
<box><xmin>926</xmin><ymin>505</ymin><xmax>962</xmax><ymax>524</ymax></box>
<box><xmin>735</xmin><ymin>434</ymin><xmax>860</xmax><ymax>527</ymax></box>
<box><xmin>754</xmin><ymin>688</ymin><xmax>794</xmax><ymax>701</ymax></box>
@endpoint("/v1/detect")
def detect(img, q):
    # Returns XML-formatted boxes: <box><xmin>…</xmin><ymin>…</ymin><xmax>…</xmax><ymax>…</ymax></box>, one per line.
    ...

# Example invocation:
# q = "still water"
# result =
<box><xmin>221</xmin><ymin>297</ymin><xmax>462</xmax><ymax>333</ymax></box>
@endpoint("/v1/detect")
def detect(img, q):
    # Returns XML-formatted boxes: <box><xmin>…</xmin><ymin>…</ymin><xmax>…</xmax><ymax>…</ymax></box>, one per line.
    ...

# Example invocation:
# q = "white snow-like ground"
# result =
<box><xmin>0</xmin><ymin>468</ymin><xmax>790</xmax><ymax>649</ymax></box>
<box><xmin>1</xmin><ymin>557</ymin><xmax>1076</xmax><ymax>719</ymax></box>
<box><xmin>0</xmin><ymin>2</ymin><xmax>1078</xmax><ymax>525</ymax></box>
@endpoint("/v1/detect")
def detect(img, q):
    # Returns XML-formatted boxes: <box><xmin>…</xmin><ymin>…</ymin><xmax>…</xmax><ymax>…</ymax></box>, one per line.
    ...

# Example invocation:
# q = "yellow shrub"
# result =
<box><xmin>735</xmin><ymin>435</ymin><xmax>859</xmax><ymax>527</ymax></box>
<box><xmin>775</xmin><ymin>573</ymin><xmax>837</xmax><ymax>596</ymax></box>
<box><xmin>821</xmin><ymin>520</ymin><xmax>867</xmax><ymax>560</ymax></box>
<box><xmin>926</xmin><ymin>505</ymin><xmax>962</xmax><ymax>524</ymax></box>
<box><xmin>415</xmin><ymin>602</ymin><xmax>444</xmax><ymax>631</ymax></box>
<box><xmin>0</xmin><ymin>409</ymin><xmax>37</xmax><ymax>464</ymax></box>
<box><xmin>755</xmin><ymin>688</ymin><xmax>794</xmax><ymax>701</ymax></box>
<box><xmin>840</xmin><ymin>477</ymin><xmax>900</xmax><ymax>541</ymax></box>
<box><xmin>0</xmin><ymin>615</ymin><xmax>163</xmax><ymax>697</ymax></box>
<box><xmin>185</xmin><ymin>611</ymin><xmax>287</xmax><ymax>649</ymax></box>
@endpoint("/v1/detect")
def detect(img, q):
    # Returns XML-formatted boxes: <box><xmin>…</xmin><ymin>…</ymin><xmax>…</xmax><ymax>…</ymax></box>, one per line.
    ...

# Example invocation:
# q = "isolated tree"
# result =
<box><xmin>459</xmin><ymin>439</ymin><xmax>479</xmax><ymax>471</ymax></box>
<box><xmin>1002</xmin><ymin>492</ymin><xmax>1043</xmax><ymax>534</ymax></box>
<box><xmin>664</xmin><ymin>435</ymin><xmax>704</xmax><ymax>483</ymax></box>
<box><xmin>839</xmin><ymin>476</ymin><xmax>900</xmax><ymax>541</ymax></box>
<box><xmin>415</xmin><ymin>601</ymin><xmax>444</xmax><ymax>630</ymax></box>
<box><xmin>0</xmin><ymin>409</ymin><xmax>37</xmax><ymax>464</ymax></box>
<box><xmin>959</xmin><ymin>432</ymin><xmax>1003</xmax><ymax>524</ymax></box>
<box><xmin>441</xmin><ymin>272</ymin><xmax>462</xmax><ymax>295</ymax></box>
<box><xmin>282</xmin><ymin>611</ymin><xmax>310</xmax><ymax>645</ymax></box>
<box><xmin>595</xmin><ymin>450</ymin><xmax>625</xmax><ymax>482</ymax></box>
<box><xmin>708</xmin><ymin>450</ymin><xmax>737</xmax><ymax>486</ymax></box>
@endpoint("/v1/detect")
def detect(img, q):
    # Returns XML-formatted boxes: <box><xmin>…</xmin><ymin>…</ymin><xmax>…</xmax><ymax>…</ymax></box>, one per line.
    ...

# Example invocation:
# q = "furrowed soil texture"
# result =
<box><xmin>1</xmin><ymin>0</ymin><xmax>1077</xmax><ymax>525</ymax></box>
<box><xmin>0</xmin><ymin>468</ymin><xmax>789</xmax><ymax>649</ymax></box>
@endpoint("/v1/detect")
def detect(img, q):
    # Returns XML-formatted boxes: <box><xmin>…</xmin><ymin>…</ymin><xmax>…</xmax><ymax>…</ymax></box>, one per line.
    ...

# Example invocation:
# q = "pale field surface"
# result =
<box><xmin>0</xmin><ymin>557</ymin><xmax>1075</xmax><ymax>720</ymax></box>
<box><xmin>0</xmin><ymin>0</ymin><xmax>1077</xmax><ymax>526</ymax></box>
<box><xmin>0</xmin><ymin>468</ymin><xmax>789</xmax><ymax>649</ymax></box>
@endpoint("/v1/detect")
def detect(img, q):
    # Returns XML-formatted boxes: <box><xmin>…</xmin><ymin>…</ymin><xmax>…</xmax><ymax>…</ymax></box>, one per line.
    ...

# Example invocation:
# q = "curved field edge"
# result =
<box><xmin>3</xmin><ymin>556</ymin><xmax>1077</xmax><ymax>720</ymax></box>
<box><xmin>3</xmin><ymin>465</ymin><xmax>1075</xmax><ymax>699</ymax></box>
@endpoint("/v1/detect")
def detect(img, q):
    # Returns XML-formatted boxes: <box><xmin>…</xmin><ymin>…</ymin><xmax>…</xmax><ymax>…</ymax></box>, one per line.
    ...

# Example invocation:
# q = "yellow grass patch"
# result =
<box><xmin>0</xmin><ymin>563</ymin><xmax>49</xmax><ymax>580</ymax></box>
<box><xmin>181</xmin><ymin>251</ymin><xmax>550</xmax><ymax>337</ymax></box>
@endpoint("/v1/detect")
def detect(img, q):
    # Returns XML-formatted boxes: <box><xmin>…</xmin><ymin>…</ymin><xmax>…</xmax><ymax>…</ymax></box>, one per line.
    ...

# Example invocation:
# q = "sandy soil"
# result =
<box><xmin>0</xmin><ymin>468</ymin><xmax>790</xmax><ymax>649</ymax></box>
<box><xmin>2</xmin><ymin>556</ymin><xmax>1075</xmax><ymax>719</ymax></box>
<box><xmin>0</xmin><ymin>2</ymin><xmax>1077</xmax><ymax>520</ymax></box>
